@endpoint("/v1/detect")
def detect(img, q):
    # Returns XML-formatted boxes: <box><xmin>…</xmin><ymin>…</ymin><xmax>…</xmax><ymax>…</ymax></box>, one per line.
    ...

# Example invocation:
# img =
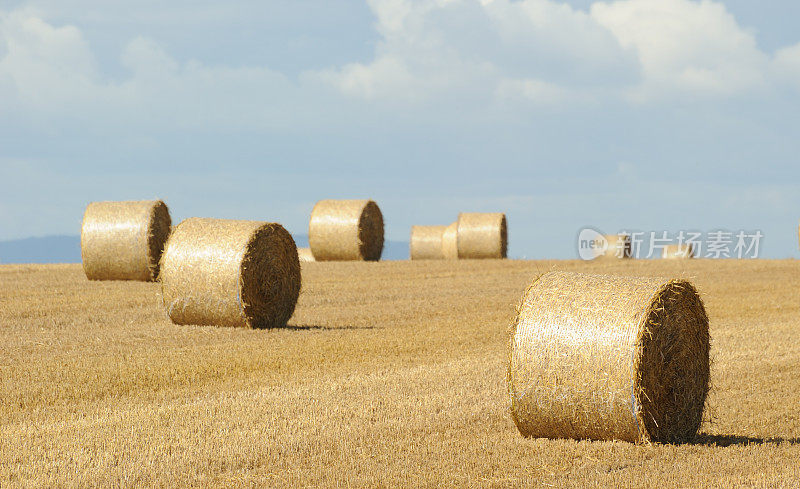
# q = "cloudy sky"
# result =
<box><xmin>1</xmin><ymin>0</ymin><xmax>799</xmax><ymax>258</ymax></box>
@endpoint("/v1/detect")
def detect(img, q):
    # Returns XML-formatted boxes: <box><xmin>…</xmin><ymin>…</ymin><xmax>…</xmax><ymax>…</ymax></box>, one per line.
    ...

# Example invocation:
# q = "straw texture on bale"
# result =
<box><xmin>410</xmin><ymin>225</ymin><xmax>447</xmax><ymax>260</ymax></box>
<box><xmin>662</xmin><ymin>244</ymin><xmax>695</xmax><ymax>259</ymax></box>
<box><xmin>442</xmin><ymin>222</ymin><xmax>459</xmax><ymax>260</ymax></box>
<box><xmin>308</xmin><ymin>200</ymin><xmax>384</xmax><ymax>261</ymax></box>
<box><xmin>160</xmin><ymin>218</ymin><xmax>301</xmax><ymax>329</ymax></box>
<box><xmin>508</xmin><ymin>271</ymin><xmax>710</xmax><ymax>443</ymax></box>
<box><xmin>81</xmin><ymin>200</ymin><xmax>171</xmax><ymax>281</ymax></box>
<box><xmin>601</xmin><ymin>234</ymin><xmax>632</xmax><ymax>259</ymax></box>
<box><xmin>297</xmin><ymin>247</ymin><xmax>315</xmax><ymax>263</ymax></box>
<box><xmin>456</xmin><ymin>213</ymin><xmax>507</xmax><ymax>259</ymax></box>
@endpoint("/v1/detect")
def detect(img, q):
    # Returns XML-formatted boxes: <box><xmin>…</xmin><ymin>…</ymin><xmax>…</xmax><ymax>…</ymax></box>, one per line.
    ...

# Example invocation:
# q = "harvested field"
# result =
<box><xmin>1</xmin><ymin>259</ymin><xmax>800</xmax><ymax>487</ymax></box>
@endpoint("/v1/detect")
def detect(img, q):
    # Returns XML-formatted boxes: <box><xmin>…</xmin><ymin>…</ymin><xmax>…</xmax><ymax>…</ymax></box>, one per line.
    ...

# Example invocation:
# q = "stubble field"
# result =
<box><xmin>1</xmin><ymin>259</ymin><xmax>799</xmax><ymax>487</ymax></box>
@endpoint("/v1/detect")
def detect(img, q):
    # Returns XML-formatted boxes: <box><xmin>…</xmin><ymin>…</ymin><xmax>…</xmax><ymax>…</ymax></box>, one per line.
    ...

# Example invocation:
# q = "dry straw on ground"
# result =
<box><xmin>601</xmin><ymin>234</ymin><xmax>632</xmax><ymax>259</ymax></box>
<box><xmin>297</xmin><ymin>248</ymin><xmax>315</xmax><ymax>262</ymax></box>
<box><xmin>81</xmin><ymin>200</ymin><xmax>171</xmax><ymax>281</ymax></box>
<box><xmin>442</xmin><ymin>222</ymin><xmax>459</xmax><ymax>260</ymax></box>
<box><xmin>508</xmin><ymin>271</ymin><xmax>710</xmax><ymax>443</ymax></box>
<box><xmin>410</xmin><ymin>225</ymin><xmax>447</xmax><ymax>260</ymax></box>
<box><xmin>662</xmin><ymin>244</ymin><xmax>695</xmax><ymax>259</ymax></box>
<box><xmin>456</xmin><ymin>213</ymin><xmax>507</xmax><ymax>259</ymax></box>
<box><xmin>160</xmin><ymin>218</ymin><xmax>301</xmax><ymax>329</ymax></box>
<box><xmin>308</xmin><ymin>200</ymin><xmax>384</xmax><ymax>261</ymax></box>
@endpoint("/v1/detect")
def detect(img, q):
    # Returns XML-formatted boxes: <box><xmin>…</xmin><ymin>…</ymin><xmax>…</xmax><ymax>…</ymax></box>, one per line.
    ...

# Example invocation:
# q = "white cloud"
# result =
<box><xmin>0</xmin><ymin>0</ymin><xmax>798</xmax><ymax>127</ymax></box>
<box><xmin>321</xmin><ymin>0</ymin><xmax>789</xmax><ymax>104</ymax></box>
<box><xmin>591</xmin><ymin>0</ymin><xmax>768</xmax><ymax>99</ymax></box>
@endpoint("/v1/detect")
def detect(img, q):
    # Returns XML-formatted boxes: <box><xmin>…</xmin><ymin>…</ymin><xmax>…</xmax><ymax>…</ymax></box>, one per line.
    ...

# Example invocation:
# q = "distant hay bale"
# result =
<box><xmin>508</xmin><ymin>271</ymin><xmax>710</xmax><ymax>443</ymax></box>
<box><xmin>81</xmin><ymin>200</ymin><xmax>171</xmax><ymax>281</ymax></box>
<box><xmin>160</xmin><ymin>218</ymin><xmax>301</xmax><ymax>329</ymax></box>
<box><xmin>662</xmin><ymin>244</ymin><xmax>695</xmax><ymax>259</ymax></box>
<box><xmin>601</xmin><ymin>234</ymin><xmax>632</xmax><ymax>259</ymax></box>
<box><xmin>308</xmin><ymin>199</ymin><xmax>384</xmax><ymax>261</ymax></box>
<box><xmin>456</xmin><ymin>212</ymin><xmax>507</xmax><ymax>259</ymax></box>
<box><xmin>297</xmin><ymin>247</ymin><xmax>315</xmax><ymax>262</ymax></box>
<box><xmin>410</xmin><ymin>225</ymin><xmax>447</xmax><ymax>260</ymax></box>
<box><xmin>442</xmin><ymin>222</ymin><xmax>459</xmax><ymax>260</ymax></box>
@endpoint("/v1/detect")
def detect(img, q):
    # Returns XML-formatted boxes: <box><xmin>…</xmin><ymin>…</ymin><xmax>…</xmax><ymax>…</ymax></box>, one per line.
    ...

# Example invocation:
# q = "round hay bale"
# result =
<box><xmin>160</xmin><ymin>218</ymin><xmax>301</xmax><ymax>329</ymax></box>
<box><xmin>81</xmin><ymin>200</ymin><xmax>171</xmax><ymax>281</ymax></box>
<box><xmin>662</xmin><ymin>244</ymin><xmax>695</xmax><ymax>259</ymax></box>
<box><xmin>308</xmin><ymin>199</ymin><xmax>384</xmax><ymax>261</ymax></box>
<box><xmin>442</xmin><ymin>222</ymin><xmax>458</xmax><ymax>260</ymax></box>
<box><xmin>297</xmin><ymin>247</ymin><xmax>315</xmax><ymax>263</ymax></box>
<box><xmin>508</xmin><ymin>271</ymin><xmax>709</xmax><ymax>443</ymax></box>
<box><xmin>601</xmin><ymin>234</ymin><xmax>632</xmax><ymax>259</ymax></box>
<box><xmin>410</xmin><ymin>225</ymin><xmax>447</xmax><ymax>260</ymax></box>
<box><xmin>456</xmin><ymin>212</ymin><xmax>507</xmax><ymax>259</ymax></box>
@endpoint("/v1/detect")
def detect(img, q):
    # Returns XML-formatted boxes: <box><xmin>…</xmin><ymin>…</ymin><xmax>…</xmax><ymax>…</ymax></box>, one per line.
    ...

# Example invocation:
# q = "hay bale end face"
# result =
<box><xmin>662</xmin><ymin>244</ymin><xmax>695</xmax><ymax>259</ymax></box>
<box><xmin>442</xmin><ymin>222</ymin><xmax>459</xmax><ymax>260</ymax></box>
<box><xmin>508</xmin><ymin>271</ymin><xmax>710</xmax><ymax>443</ymax></box>
<box><xmin>81</xmin><ymin>200</ymin><xmax>171</xmax><ymax>281</ymax></box>
<box><xmin>410</xmin><ymin>225</ymin><xmax>447</xmax><ymax>260</ymax></box>
<box><xmin>309</xmin><ymin>199</ymin><xmax>384</xmax><ymax>261</ymax></box>
<box><xmin>297</xmin><ymin>247</ymin><xmax>315</xmax><ymax>262</ymax></box>
<box><xmin>456</xmin><ymin>212</ymin><xmax>507</xmax><ymax>259</ymax></box>
<box><xmin>160</xmin><ymin>218</ymin><xmax>301</xmax><ymax>329</ymax></box>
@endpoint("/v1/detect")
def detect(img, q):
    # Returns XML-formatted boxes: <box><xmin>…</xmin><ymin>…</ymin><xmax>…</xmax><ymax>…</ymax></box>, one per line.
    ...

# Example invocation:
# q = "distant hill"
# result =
<box><xmin>0</xmin><ymin>234</ymin><xmax>409</xmax><ymax>264</ymax></box>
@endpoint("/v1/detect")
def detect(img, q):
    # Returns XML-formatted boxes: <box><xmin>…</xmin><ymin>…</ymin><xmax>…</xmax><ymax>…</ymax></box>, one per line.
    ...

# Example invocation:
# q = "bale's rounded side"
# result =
<box><xmin>508</xmin><ymin>271</ymin><xmax>709</xmax><ymax>443</ymax></box>
<box><xmin>442</xmin><ymin>222</ymin><xmax>458</xmax><ymax>260</ymax></box>
<box><xmin>308</xmin><ymin>199</ymin><xmax>384</xmax><ymax>261</ymax></box>
<box><xmin>410</xmin><ymin>225</ymin><xmax>447</xmax><ymax>260</ymax></box>
<box><xmin>297</xmin><ymin>247</ymin><xmax>315</xmax><ymax>262</ymax></box>
<box><xmin>160</xmin><ymin>218</ymin><xmax>301</xmax><ymax>329</ymax></box>
<box><xmin>456</xmin><ymin>212</ymin><xmax>507</xmax><ymax>259</ymax></box>
<box><xmin>81</xmin><ymin>200</ymin><xmax>171</xmax><ymax>281</ymax></box>
<box><xmin>662</xmin><ymin>244</ymin><xmax>695</xmax><ymax>259</ymax></box>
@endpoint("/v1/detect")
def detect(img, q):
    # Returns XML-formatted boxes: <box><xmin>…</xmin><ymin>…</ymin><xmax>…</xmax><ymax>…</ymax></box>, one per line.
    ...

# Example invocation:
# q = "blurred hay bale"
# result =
<box><xmin>297</xmin><ymin>247</ymin><xmax>315</xmax><ymax>262</ymax></box>
<box><xmin>442</xmin><ymin>222</ymin><xmax>458</xmax><ymax>260</ymax></box>
<box><xmin>410</xmin><ymin>225</ymin><xmax>447</xmax><ymax>260</ymax></box>
<box><xmin>508</xmin><ymin>271</ymin><xmax>709</xmax><ymax>443</ymax></box>
<box><xmin>601</xmin><ymin>234</ymin><xmax>632</xmax><ymax>259</ymax></box>
<box><xmin>456</xmin><ymin>212</ymin><xmax>507</xmax><ymax>259</ymax></box>
<box><xmin>81</xmin><ymin>200</ymin><xmax>171</xmax><ymax>281</ymax></box>
<box><xmin>308</xmin><ymin>199</ymin><xmax>384</xmax><ymax>261</ymax></box>
<box><xmin>160</xmin><ymin>218</ymin><xmax>301</xmax><ymax>329</ymax></box>
<box><xmin>662</xmin><ymin>244</ymin><xmax>695</xmax><ymax>259</ymax></box>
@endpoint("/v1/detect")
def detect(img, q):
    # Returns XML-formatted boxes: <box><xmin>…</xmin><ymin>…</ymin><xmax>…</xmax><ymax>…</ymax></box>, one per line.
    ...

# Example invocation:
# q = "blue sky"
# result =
<box><xmin>1</xmin><ymin>0</ymin><xmax>799</xmax><ymax>258</ymax></box>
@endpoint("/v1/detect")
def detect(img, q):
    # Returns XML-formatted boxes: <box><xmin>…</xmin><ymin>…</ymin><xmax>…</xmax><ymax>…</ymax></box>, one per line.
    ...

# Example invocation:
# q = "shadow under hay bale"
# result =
<box><xmin>297</xmin><ymin>247</ymin><xmax>315</xmax><ymax>262</ymax></box>
<box><xmin>160</xmin><ymin>218</ymin><xmax>301</xmax><ymax>329</ymax></box>
<box><xmin>662</xmin><ymin>244</ymin><xmax>695</xmax><ymax>259</ymax></box>
<box><xmin>508</xmin><ymin>271</ymin><xmax>710</xmax><ymax>443</ymax></box>
<box><xmin>442</xmin><ymin>222</ymin><xmax>458</xmax><ymax>260</ymax></box>
<box><xmin>81</xmin><ymin>200</ymin><xmax>171</xmax><ymax>281</ymax></box>
<box><xmin>308</xmin><ymin>199</ymin><xmax>384</xmax><ymax>261</ymax></box>
<box><xmin>456</xmin><ymin>212</ymin><xmax>507</xmax><ymax>259</ymax></box>
<box><xmin>410</xmin><ymin>225</ymin><xmax>447</xmax><ymax>260</ymax></box>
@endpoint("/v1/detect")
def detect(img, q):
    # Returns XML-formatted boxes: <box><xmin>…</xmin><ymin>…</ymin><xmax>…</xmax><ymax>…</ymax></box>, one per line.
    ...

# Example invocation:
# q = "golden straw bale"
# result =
<box><xmin>160</xmin><ymin>218</ymin><xmax>301</xmax><ymax>329</ymax></box>
<box><xmin>508</xmin><ymin>271</ymin><xmax>710</xmax><ymax>443</ymax></box>
<box><xmin>308</xmin><ymin>200</ymin><xmax>384</xmax><ymax>261</ymax></box>
<box><xmin>456</xmin><ymin>212</ymin><xmax>507</xmax><ymax>259</ymax></box>
<box><xmin>442</xmin><ymin>222</ymin><xmax>459</xmax><ymax>260</ymax></box>
<box><xmin>662</xmin><ymin>244</ymin><xmax>695</xmax><ymax>259</ymax></box>
<box><xmin>600</xmin><ymin>234</ymin><xmax>632</xmax><ymax>259</ymax></box>
<box><xmin>410</xmin><ymin>225</ymin><xmax>447</xmax><ymax>260</ymax></box>
<box><xmin>81</xmin><ymin>200</ymin><xmax>171</xmax><ymax>281</ymax></box>
<box><xmin>297</xmin><ymin>247</ymin><xmax>315</xmax><ymax>262</ymax></box>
